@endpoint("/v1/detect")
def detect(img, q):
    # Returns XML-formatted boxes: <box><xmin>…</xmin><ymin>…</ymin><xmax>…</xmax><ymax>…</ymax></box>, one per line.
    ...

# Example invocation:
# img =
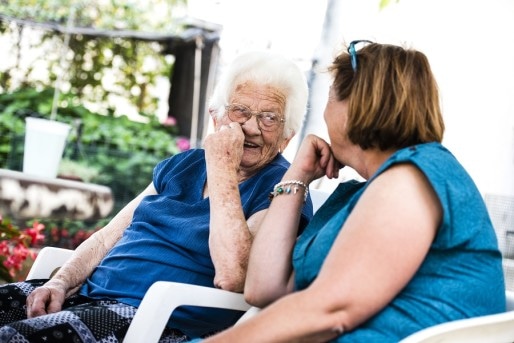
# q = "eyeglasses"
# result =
<box><xmin>225</xmin><ymin>104</ymin><xmax>285</xmax><ymax>132</ymax></box>
<box><xmin>348</xmin><ymin>40</ymin><xmax>373</xmax><ymax>71</ymax></box>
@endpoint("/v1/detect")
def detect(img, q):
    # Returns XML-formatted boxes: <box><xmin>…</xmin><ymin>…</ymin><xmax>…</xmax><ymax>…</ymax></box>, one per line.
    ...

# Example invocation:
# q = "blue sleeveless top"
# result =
<box><xmin>80</xmin><ymin>149</ymin><xmax>313</xmax><ymax>338</ymax></box>
<box><xmin>293</xmin><ymin>142</ymin><xmax>505</xmax><ymax>342</ymax></box>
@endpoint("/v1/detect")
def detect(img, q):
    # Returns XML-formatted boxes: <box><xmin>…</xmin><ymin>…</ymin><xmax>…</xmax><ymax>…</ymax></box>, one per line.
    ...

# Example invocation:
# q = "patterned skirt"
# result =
<box><xmin>0</xmin><ymin>279</ymin><xmax>188</xmax><ymax>343</ymax></box>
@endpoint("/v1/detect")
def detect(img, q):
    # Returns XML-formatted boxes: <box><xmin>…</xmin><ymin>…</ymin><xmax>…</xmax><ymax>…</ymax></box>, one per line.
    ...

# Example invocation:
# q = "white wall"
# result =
<box><xmin>191</xmin><ymin>0</ymin><xmax>514</xmax><ymax>197</ymax></box>
<box><xmin>331</xmin><ymin>0</ymin><xmax>514</xmax><ymax>197</ymax></box>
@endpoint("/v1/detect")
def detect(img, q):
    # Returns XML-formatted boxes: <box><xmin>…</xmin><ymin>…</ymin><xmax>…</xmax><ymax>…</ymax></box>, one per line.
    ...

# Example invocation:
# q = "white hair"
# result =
<box><xmin>209</xmin><ymin>51</ymin><xmax>309</xmax><ymax>138</ymax></box>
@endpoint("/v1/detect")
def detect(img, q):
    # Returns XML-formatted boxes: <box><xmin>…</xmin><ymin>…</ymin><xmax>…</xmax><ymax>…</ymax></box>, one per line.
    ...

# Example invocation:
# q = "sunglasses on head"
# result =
<box><xmin>347</xmin><ymin>40</ymin><xmax>373</xmax><ymax>71</ymax></box>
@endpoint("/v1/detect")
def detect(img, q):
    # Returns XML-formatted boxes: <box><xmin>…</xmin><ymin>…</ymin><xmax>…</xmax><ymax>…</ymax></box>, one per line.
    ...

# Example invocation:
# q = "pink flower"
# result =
<box><xmin>163</xmin><ymin>116</ymin><xmax>177</xmax><ymax>127</ymax></box>
<box><xmin>2</xmin><ymin>243</ymin><xmax>29</xmax><ymax>277</ymax></box>
<box><xmin>0</xmin><ymin>241</ymin><xmax>9</xmax><ymax>255</ymax></box>
<box><xmin>176</xmin><ymin>137</ymin><xmax>190</xmax><ymax>151</ymax></box>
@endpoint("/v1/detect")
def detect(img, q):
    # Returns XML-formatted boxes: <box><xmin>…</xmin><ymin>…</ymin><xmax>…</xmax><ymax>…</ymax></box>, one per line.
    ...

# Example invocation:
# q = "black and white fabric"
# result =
<box><xmin>0</xmin><ymin>280</ymin><xmax>188</xmax><ymax>343</ymax></box>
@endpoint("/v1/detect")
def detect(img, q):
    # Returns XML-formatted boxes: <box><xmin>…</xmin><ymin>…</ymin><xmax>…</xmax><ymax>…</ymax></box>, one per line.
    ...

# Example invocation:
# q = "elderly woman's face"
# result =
<box><xmin>222</xmin><ymin>81</ymin><xmax>291</xmax><ymax>175</ymax></box>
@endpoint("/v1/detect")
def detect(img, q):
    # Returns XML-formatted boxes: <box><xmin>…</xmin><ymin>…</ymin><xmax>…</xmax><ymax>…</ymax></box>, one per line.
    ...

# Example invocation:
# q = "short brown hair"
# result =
<box><xmin>329</xmin><ymin>43</ymin><xmax>444</xmax><ymax>150</ymax></box>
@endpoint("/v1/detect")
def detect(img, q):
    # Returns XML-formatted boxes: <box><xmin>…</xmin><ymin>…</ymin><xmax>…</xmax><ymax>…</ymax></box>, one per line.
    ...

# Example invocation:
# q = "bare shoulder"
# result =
<box><xmin>369</xmin><ymin>163</ymin><xmax>435</xmax><ymax>197</ymax></box>
<box><xmin>361</xmin><ymin>162</ymin><xmax>442</xmax><ymax>229</ymax></box>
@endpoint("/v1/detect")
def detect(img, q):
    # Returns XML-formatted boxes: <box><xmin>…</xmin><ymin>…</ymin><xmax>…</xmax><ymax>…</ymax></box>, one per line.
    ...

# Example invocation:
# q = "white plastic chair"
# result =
<box><xmin>27</xmin><ymin>249</ymin><xmax>514</xmax><ymax>342</ymax></box>
<box><xmin>130</xmin><ymin>287</ymin><xmax>514</xmax><ymax>343</ymax></box>
<box><xmin>26</xmin><ymin>246</ymin><xmax>74</xmax><ymax>279</ymax></box>
<box><xmin>123</xmin><ymin>281</ymin><xmax>253</xmax><ymax>343</ymax></box>
<box><xmin>125</xmin><ymin>189</ymin><xmax>332</xmax><ymax>341</ymax></box>
<box><xmin>25</xmin><ymin>247</ymin><xmax>254</xmax><ymax>342</ymax></box>
<box><xmin>26</xmin><ymin>188</ymin><xmax>514</xmax><ymax>343</ymax></box>
<box><xmin>26</xmin><ymin>190</ymin><xmax>331</xmax><ymax>342</ymax></box>
<box><xmin>398</xmin><ymin>291</ymin><xmax>514</xmax><ymax>343</ymax></box>
<box><xmin>309</xmin><ymin>187</ymin><xmax>331</xmax><ymax>213</ymax></box>
<box><xmin>127</xmin><ymin>287</ymin><xmax>514</xmax><ymax>343</ymax></box>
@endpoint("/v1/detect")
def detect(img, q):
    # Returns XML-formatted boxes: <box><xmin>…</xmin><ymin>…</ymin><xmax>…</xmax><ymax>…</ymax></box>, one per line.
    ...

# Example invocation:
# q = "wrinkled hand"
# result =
<box><xmin>204</xmin><ymin>122</ymin><xmax>245</xmax><ymax>171</ymax></box>
<box><xmin>26</xmin><ymin>281</ymin><xmax>66</xmax><ymax>318</ymax></box>
<box><xmin>290</xmin><ymin>134</ymin><xmax>342</xmax><ymax>183</ymax></box>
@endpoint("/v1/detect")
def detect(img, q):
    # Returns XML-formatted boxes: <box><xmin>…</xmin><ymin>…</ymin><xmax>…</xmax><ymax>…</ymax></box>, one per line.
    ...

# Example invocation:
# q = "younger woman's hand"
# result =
<box><xmin>290</xmin><ymin>134</ymin><xmax>342</xmax><ymax>182</ymax></box>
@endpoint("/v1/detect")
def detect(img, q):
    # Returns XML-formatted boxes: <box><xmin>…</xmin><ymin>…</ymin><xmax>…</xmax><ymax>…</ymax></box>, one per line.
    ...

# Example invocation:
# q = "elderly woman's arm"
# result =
<box><xmin>204</xmin><ymin>123</ymin><xmax>264</xmax><ymax>292</ymax></box>
<box><xmin>26</xmin><ymin>182</ymin><xmax>157</xmax><ymax>318</ymax></box>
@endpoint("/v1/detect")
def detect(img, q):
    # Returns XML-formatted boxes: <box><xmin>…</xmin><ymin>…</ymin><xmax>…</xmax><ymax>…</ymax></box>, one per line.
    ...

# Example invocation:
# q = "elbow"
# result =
<box><xmin>214</xmin><ymin>274</ymin><xmax>244</xmax><ymax>293</ymax></box>
<box><xmin>244</xmin><ymin>283</ymin><xmax>284</xmax><ymax>308</ymax></box>
<box><xmin>244</xmin><ymin>290</ymin><xmax>272</xmax><ymax>308</ymax></box>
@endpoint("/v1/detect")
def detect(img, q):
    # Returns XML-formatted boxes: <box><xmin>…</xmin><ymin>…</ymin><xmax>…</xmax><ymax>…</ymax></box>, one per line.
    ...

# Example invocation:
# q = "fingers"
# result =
<box><xmin>228</xmin><ymin>122</ymin><xmax>240</xmax><ymax>130</ymax></box>
<box><xmin>28</xmin><ymin>300</ymin><xmax>48</xmax><ymax>318</ymax></box>
<box><xmin>320</xmin><ymin>143</ymin><xmax>343</xmax><ymax>179</ymax></box>
<box><xmin>206</xmin><ymin>122</ymin><xmax>242</xmax><ymax>146</ymax></box>
<box><xmin>204</xmin><ymin>122</ymin><xmax>244</xmax><ymax>169</ymax></box>
<box><xmin>26</xmin><ymin>286</ymin><xmax>64</xmax><ymax>318</ymax></box>
<box><xmin>46</xmin><ymin>297</ymin><xmax>64</xmax><ymax>314</ymax></box>
<box><xmin>308</xmin><ymin>135</ymin><xmax>333</xmax><ymax>169</ymax></box>
<box><xmin>219</xmin><ymin>122</ymin><xmax>241</xmax><ymax>131</ymax></box>
<box><xmin>316</xmin><ymin>140</ymin><xmax>333</xmax><ymax>169</ymax></box>
<box><xmin>26</xmin><ymin>287</ymin><xmax>50</xmax><ymax>318</ymax></box>
<box><xmin>325</xmin><ymin>155</ymin><xmax>342</xmax><ymax>179</ymax></box>
<box><xmin>298</xmin><ymin>134</ymin><xmax>343</xmax><ymax>180</ymax></box>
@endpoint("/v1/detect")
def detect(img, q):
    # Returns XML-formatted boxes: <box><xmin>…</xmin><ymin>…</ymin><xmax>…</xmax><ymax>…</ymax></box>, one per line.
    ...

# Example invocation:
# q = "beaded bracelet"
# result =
<box><xmin>268</xmin><ymin>180</ymin><xmax>309</xmax><ymax>202</ymax></box>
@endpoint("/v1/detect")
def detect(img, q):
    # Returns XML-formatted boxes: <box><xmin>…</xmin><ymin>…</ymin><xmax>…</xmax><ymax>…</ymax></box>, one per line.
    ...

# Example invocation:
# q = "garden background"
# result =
<box><xmin>0</xmin><ymin>0</ymin><xmax>201</xmax><ymax>281</ymax></box>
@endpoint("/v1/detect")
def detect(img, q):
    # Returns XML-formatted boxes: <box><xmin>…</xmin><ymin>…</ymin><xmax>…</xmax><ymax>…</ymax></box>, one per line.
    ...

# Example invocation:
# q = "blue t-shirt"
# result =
<box><xmin>80</xmin><ymin>149</ymin><xmax>313</xmax><ymax>338</ymax></box>
<box><xmin>293</xmin><ymin>142</ymin><xmax>505</xmax><ymax>342</ymax></box>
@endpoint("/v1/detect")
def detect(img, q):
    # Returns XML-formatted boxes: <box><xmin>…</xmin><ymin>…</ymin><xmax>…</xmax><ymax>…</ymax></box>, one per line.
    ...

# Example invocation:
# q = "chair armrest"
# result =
<box><xmin>234</xmin><ymin>305</ymin><xmax>261</xmax><ymax>325</ymax></box>
<box><xmin>400</xmin><ymin>290</ymin><xmax>514</xmax><ymax>343</ymax></box>
<box><xmin>123</xmin><ymin>281</ymin><xmax>254</xmax><ymax>343</ymax></box>
<box><xmin>506</xmin><ymin>290</ymin><xmax>514</xmax><ymax>311</ymax></box>
<box><xmin>26</xmin><ymin>246</ymin><xmax>74</xmax><ymax>280</ymax></box>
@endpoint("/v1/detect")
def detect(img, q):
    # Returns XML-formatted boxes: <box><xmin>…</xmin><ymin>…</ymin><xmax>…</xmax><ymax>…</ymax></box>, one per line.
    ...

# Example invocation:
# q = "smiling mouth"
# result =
<box><xmin>244</xmin><ymin>141</ymin><xmax>260</xmax><ymax>149</ymax></box>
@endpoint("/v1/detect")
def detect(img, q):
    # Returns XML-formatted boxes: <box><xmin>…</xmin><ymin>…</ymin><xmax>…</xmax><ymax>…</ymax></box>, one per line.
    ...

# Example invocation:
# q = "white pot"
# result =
<box><xmin>23</xmin><ymin>117</ymin><xmax>71</xmax><ymax>179</ymax></box>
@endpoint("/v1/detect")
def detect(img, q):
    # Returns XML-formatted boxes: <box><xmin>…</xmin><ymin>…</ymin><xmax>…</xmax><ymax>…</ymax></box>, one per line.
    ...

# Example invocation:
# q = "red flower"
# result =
<box><xmin>24</xmin><ymin>221</ymin><xmax>46</xmax><ymax>246</ymax></box>
<box><xmin>1</xmin><ymin>214</ymin><xmax>46</xmax><ymax>282</ymax></box>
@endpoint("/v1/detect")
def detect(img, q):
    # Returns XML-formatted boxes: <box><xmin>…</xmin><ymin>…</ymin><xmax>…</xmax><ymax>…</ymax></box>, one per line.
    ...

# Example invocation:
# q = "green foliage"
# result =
<box><xmin>379</xmin><ymin>0</ymin><xmax>401</xmax><ymax>10</ymax></box>
<box><xmin>0</xmin><ymin>0</ymin><xmax>186</xmax><ymax>31</ymax></box>
<box><xmin>59</xmin><ymin>159</ymin><xmax>100</xmax><ymax>182</ymax></box>
<box><xmin>0</xmin><ymin>28</ymin><xmax>170</xmax><ymax>117</ymax></box>
<box><xmin>0</xmin><ymin>0</ymin><xmax>186</xmax><ymax>116</ymax></box>
<box><xmin>0</xmin><ymin>87</ymin><xmax>187</xmax><ymax>225</ymax></box>
<box><xmin>0</xmin><ymin>1</ymin><xmax>191</xmax><ymax>237</ymax></box>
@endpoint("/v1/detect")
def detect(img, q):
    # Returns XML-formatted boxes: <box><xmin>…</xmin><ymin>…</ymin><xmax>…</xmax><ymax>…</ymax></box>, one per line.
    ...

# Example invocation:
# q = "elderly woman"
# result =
<box><xmin>198</xmin><ymin>42</ymin><xmax>505</xmax><ymax>342</ymax></box>
<box><xmin>0</xmin><ymin>51</ymin><xmax>313</xmax><ymax>342</ymax></box>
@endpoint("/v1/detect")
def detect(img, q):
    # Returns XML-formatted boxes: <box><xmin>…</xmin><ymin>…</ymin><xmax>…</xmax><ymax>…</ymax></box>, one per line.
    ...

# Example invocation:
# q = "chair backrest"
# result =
<box><xmin>310</xmin><ymin>187</ymin><xmax>331</xmax><ymax>213</ymax></box>
<box><xmin>26</xmin><ymin>246</ymin><xmax>74</xmax><ymax>279</ymax></box>
<box><xmin>484</xmin><ymin>194</ymin><xmax>514</xmax><ymax>291</ymax></box>
<box><xmin>398</xmin><ymin>290</ymin><xmax>514</xmax><ymax>343</ymax></box>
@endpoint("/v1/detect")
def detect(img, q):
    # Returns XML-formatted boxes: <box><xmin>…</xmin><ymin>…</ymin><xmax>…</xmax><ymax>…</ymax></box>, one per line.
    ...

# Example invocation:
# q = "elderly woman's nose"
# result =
<box><xmin>242</xmin><ymin>115</ymin><xmax>261</xmax><ymax>132</ymax></box>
